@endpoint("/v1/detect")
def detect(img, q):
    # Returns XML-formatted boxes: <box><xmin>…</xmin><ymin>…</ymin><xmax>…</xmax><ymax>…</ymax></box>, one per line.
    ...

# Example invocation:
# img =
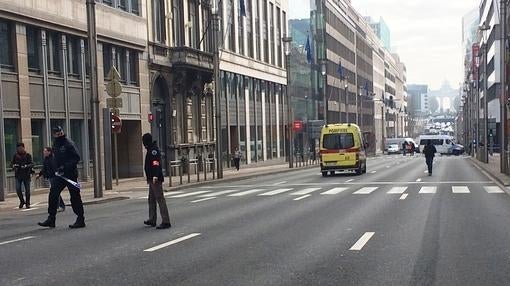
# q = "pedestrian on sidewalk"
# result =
<box><xmin>36</xmin><ymin>147</ymin><xmax>65</xmax><ymax>212</ymax></box>
<box><xmin>38</xmin><ymin>126</ymin><xmax>85</xmax><ymax>229</ymax></box>
<box><xmin>402</xmin><ymin>141</ymin><xmax>407</xmax><ymax>156</ymax></box>
<box><xmin>142</xmin><ymin>133</ymin><xmax>171</xmax><ymax>230</ymax></box>
<box><xmin>233</xmin><ymin>148</ymin><xmax>242</xmax><ymax>171</ymax></box>
<box><xmin>423</xmin><ymin>140</ymin><xmax>437</xmax><ymax>176</ymax></box>
<box><xmin>10</xmin><ymin>142</ymin><xmax>34</xmax><ymax>209</ymax></box>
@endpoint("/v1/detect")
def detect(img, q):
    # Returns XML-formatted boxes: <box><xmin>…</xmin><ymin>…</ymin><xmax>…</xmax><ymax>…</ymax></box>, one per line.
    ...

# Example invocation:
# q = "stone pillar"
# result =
<box><xmin>15</xmin><ymin>24</ymin><xmax>32</xmax><ymax>153</ymax></box>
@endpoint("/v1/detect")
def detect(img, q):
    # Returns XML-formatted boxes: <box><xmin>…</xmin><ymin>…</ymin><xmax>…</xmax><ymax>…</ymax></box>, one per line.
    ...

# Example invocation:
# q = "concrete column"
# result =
<box><xmin>15</xmin><ymin>24</ymin><xmax>32</xmax><ymax>152</ymax></box>
<box><xmin>61</xmin><ymin>35</ymin><xmax>71</xmax><ymax>136</ymax></box>
<box><xmin>80</xmin><ymin>39</ymin><xmax>90</xmax><ymax>180</ymax></box>
<box><xmin>261</xmin><ymin>90</ymin><xmax>267</xmax><ymax>161</ymax></box>
<box><xmin>245</xmin><ymin>88</ymin><xmax>251</xmax><ymax>164</ymax></box>
<box><xmin>276</xmin><ymin>90</ymin><xmax>280</xmax><ymax>158</ymax></box>
<box><xmin>40</xmin><ymin>30</ymin><xmax>51</xmax><ymax>147</ymax></box>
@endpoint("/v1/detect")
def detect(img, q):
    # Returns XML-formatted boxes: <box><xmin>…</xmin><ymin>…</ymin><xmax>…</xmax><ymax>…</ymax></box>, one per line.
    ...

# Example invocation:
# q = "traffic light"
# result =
<box><xmin>148</xmin><ymin>112</ymin><xmax>154</xmax><ymax>123</ymax></box>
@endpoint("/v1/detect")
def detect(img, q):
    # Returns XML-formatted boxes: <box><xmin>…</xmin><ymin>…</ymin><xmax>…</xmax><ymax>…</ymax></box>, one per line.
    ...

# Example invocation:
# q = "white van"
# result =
<box><xmin>418</xmin><ymin>135</ymin><xmax>455</xmax><ymax>154</ymax></box>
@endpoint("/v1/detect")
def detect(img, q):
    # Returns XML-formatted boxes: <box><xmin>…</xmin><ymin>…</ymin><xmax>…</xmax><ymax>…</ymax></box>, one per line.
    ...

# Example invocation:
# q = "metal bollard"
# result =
<box><xmin>179</xmin><ymin>163</ymin><xmax>183</xmax><ymax>185</ymax></box>
<box><xmin>204</xmin><ymin>158</ymin><xmax>207</xmax><ymax>181</ymax></box>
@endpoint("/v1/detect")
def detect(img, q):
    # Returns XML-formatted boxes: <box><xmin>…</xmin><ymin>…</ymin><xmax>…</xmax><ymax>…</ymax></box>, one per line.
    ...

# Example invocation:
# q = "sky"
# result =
<box><xmin>289</xmin><ymin>0</ymin><xmax>480</xmax><ymax>90</ymax></box>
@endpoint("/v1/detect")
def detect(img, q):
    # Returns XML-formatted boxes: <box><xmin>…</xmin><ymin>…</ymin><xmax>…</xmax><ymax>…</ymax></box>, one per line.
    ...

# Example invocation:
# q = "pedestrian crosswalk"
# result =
<box><xmin>163</xmin><ymin>184</ymin><xmax>508</xmax><ymax>200</ymax></box>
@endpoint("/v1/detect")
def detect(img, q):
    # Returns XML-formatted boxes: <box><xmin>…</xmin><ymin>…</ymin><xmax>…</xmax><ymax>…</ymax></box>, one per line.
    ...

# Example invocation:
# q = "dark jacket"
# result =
<box><xmin>423</xmin><ymin>144</ymin><xmax>437</xmax><ymax>159</ymax></box>
<box><xmin>53</xmin><ymin>135</ymin><xmax>81</xmax><ymax>178</ymax></box>
<box><xmin>144</xmin><ymin>142</ymin><xmax>164</xmax><ymax>183</ymax></box>
<box><xmin>39</xmin><ymin>154</ymin><xmax>57</xmax><ymax>179</ymax></box>
<box><xmin>11</xmin><ymin>152</ymin><xmax>34</xmax><ymax>180</ymax></box>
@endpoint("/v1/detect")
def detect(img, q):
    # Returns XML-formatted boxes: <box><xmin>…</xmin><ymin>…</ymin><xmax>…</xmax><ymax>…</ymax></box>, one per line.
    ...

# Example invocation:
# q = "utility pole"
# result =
<box><xmin>283</xmin><ymin>37</ymin><xmax>294</xmax><ymax>168</ymax></box>
<box><xmin>86</xmin><ymin>0</ymin><xmax>103</xmax><ymax>197</ymax></box>
<box><xmin>211</xmin><ymin>1</ymin><xmax>223</xmax><ymax>179</ymax></box>
<box><xmin>501</xmin><ymin>0</ymin><xmax>508</xmax><ymax>173</ymax></box>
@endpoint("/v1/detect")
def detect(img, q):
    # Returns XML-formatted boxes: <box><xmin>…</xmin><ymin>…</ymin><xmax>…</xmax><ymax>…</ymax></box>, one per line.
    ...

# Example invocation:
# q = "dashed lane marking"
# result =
<box><xmin>370</xmin><ymin>171</ymin><xmax>377</xmax><ymax>174</ymax></box>
<box><xmin>144</xmin><ymin>233</ymin><xmax>201</xmax><ymax>252</ymax></box>
<box><xmin>293</xmin><ymin>194</ymin><xmax>311</xmax><ymax>201</ymax></box>
<box><xmin>228</xmin><ymin>189</ymin><xmax>265</xmax><ymax>196</ymax></box>
<box><xmin>321</xmin><ymin>187</ymin><xmax>348</xmax><ymax>195</ymax></box>
<box><xmin>273</xmin><ymin>181</ymin><xmax>287</xmax><ymax>186</ymax></box>
<box><xmin>258</xmin><ymin>188</ymin><xmax>294</xmax><ymax>196</ymax></box>
<box><xmin>199</xmin><ymin>190</ymin><xmax>239</xmax><ymax>197</ymax></box>
<box><xmin>452</xmin><ymin>186</ymin><xmax>470</xmax><ymax>193</ymax></box>
<box><xmin>349</xmin><ymin>232</ymin><xmax>375</xmax><ymax>251</ymax></box>
<box><xmin>387</xmin><ymin>187</ymin><xmax>408</xmax><ymax>194</ymax></box>
<box><xmin>416</xmin><ymin>178</ymin><xmax>422</xmax><ymax>182</ymax></box>
<box><xmin>169</xmin><ymin>191</ymin><xmax>210</xmax><ymax>198</ymax></box>
<box><xmin>190</xmin><ymin>197</ymin><xmax>216</xmax><ymax>203</ymax></box>
<box><xmin>419</xmin><ymin>186</ymin><xmax>436</xmax><ymax>194</ymax></box>
<box><xmin>164</xmin><ymin>191</ymin><xmax>184</xmax><ymax>197</ymax></box>
<box><xmin>399</xmin><ymin>194</ymin><xmax>408</xmax><ymax>200</ymax></box>
<box><xmin>484</xmin><ymin>186</ymin><xmax>505</xmax><ymax>193</ymax></box>
<box><xmin>345</xmin><ymin>179</ymin><xmax>355</xmax><ymax>183</ymax></box>
<box><xmin>352</xmin><ymin>187</ymin><xmax>378</xmax><ymax>194</ymax></box>
<box><xmin>20</xmin><ymin>207</ymin><xmax>40</xmax><ymax>212</ymax></box>
<box><xmin>0</xmin><ymin>236</ymin><xmax>35</xmax><ymax>246</ymax></box>
<box><xmin>291</xmin><ymin>188</ymin><xmax>321</xmax><ymax>195</ymax></box>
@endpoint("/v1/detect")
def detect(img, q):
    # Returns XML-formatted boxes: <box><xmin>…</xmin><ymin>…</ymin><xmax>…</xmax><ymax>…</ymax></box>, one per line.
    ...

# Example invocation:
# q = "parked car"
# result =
<box><xmin>452</xmin><ymin>144</ymin><xmax>465</xmax><ymax>155</ymax></box>
<box><xmin>387</xmin><ymin>144</ymin><xmax>400</xmax><ymax>154</ymax></box>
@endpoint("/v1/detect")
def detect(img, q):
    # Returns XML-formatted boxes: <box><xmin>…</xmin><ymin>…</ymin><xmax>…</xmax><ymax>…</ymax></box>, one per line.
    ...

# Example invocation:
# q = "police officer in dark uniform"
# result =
<box><xmin>142</xmin><ymin>133</ymin><xmax>171</xmax><ymax>229</ymax></box>
<box><xmin>38</xmin><ymin>126</ymin><xmax>85</xmax><ymax>229</ymax></box>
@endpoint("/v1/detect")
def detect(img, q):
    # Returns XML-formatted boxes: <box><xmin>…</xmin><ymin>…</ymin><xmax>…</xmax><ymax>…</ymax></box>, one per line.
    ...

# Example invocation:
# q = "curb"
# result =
<box><xmin>468</xmin><ymin>157</ymin><xmax>510</xmax><ymax>187</ymax></box>
<box><xmin>164</xmin><ymin>164</ymin><xmax>318</xmax><ymax>192</ymax></box>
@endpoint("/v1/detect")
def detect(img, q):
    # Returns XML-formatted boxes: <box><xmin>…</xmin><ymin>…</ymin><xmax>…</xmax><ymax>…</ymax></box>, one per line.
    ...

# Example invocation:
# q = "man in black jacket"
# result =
<box><xmin>38</xmin><ymin>126</ymin><xmax>85</xmax><ymax>229</ymax></box>
<box><xmin>423</xmin><ymin>140</ymin><xmax>437</xmax><ymax>176</ymax></box>
<box><xmin>142</xmin><ymin>133</ymin><xmax>171</xmax><ymax>229</ymax></box>
<box><xmin>11</xmin><ymin>142</ymin><xmax>34</xmax><ymax>209</ymax></box>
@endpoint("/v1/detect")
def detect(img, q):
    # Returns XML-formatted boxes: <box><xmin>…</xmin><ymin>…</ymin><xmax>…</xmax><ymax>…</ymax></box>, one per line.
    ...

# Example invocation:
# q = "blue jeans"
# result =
<box><xmin>15</xmin><ymin>178</ymin><xmax>31</xmax><ymax>205</ymax></box>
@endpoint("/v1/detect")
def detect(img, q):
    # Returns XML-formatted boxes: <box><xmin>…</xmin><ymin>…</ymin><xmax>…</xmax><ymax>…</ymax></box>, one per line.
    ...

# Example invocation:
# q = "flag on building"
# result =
<box><xmin>305</xmin><ymin>35</ymin><xmax>313</xmax><ymax>64</ymax></box>
<box><xmin>337</xmin><ymin>61</ymin><xmax>345</xmax><ymax>80</ymax></box>
<box><xmin>240</xmin><ymin>0</ymin><xmax>246</xmax><ymax>17</ymax></box>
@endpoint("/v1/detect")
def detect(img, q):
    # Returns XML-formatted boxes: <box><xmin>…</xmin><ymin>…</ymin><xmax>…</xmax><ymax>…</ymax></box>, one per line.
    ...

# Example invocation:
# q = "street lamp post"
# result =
<box><xmin>211</xmin><ymin>0</ymin><xmax>223</xmax><ymax>178</ymax></box>
<box><xmin>500</xmin><ymin>0</ymin><xmax>508</xmax><ymax>174</ymax></box>
<box><xmin>86</xmin><ymin>0</ymin><xmax>103</xmax><ymax>198</ymax></box>
<box><xmin>283</xmin><ymin>36</ymin><xmax>293</xmax><ymax>168</ymax></box>
<box><xmin>480</xmin><ymin>23</ymin><xmax>490</xmax><ymax>163</ymax></box>
<box><xmin>320</xmin><ymin>59</ymin><xmax>327</xmax><ymax>124</ymax></box>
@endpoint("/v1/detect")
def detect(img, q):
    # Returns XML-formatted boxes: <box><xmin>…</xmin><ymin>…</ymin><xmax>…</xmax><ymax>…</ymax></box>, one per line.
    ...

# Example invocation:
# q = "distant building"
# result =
<box><xmin>408</xmin><ymin>84</ymin><xmax>429</xmax><ymax>116</ymax></box>
<box><xmin>366</xmin><ymin>17</ymin><xmax>391</xmax><ymax>51</ymax></box>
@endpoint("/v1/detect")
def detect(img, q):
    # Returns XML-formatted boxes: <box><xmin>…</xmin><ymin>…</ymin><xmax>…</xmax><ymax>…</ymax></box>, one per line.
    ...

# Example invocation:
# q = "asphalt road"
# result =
<box><xmin>1</xmin><ymin>154</ymin><xmax>510</xmax><ymax>286</ymax></box>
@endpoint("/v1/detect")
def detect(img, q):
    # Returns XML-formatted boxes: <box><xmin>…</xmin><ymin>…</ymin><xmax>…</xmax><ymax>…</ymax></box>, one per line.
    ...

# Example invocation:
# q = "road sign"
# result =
<box><xmin>106</xmin><ymin>80</ymin><xmax>122</xmax><ymax>98</ymax></box>
<box><xmin>111</xmin><ymin>114</ymin><xmax>122</xmax><ymax>133</ymax></box>
<box><xmin>106</xmin><ymin>97</ymin><xmax>123</xmax><ymax>108</ymax></box>
<box><xmin>107</xmin><ymin>66</ymin><xmax>121</xmax><ymax>82</ymax></box>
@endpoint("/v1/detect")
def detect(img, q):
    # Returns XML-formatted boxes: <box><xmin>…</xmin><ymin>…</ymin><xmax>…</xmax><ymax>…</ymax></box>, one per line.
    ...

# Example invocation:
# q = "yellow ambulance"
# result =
<box><xmin>319</xmin><ymin>123</ymin><xmax>367</xmax><ymax>176</ymax></box>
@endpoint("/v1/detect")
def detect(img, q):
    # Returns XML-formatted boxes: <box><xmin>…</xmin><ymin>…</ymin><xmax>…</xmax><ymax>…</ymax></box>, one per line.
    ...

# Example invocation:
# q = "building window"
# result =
<box><xmin>153</xmin><ymin>0</ymin><xmax>166</xmax><ymax>43</ymax></box>
<box><xmin>103</xmin><ymin>44</ymin><xmax>139</xmax><ymax>86</ymax></box>
<box><xmin>115</xmin><ymin>47</ymin><xmax>127</xmax><ymax>83</ymax></box>
<box><xmin>262</xmin><ymin>0</ymin><xmax>268</xmax><ymax>63</ymax></box>
<box><xmin>5</xmin><ymin>119</ymin><xmax>19</xmax><ymax>166</ymax></box>
<box><xmin>202</xmin><ymin>3</ymin><xmax>213</xmax><ymax>52</ymax></box>
<box><xmin>67</xmin><ymin>36</ymin><xmax>81</xmax><ymax>76</ymax></box>
<box><xmin>238</xmin><ymin>0</ymin><xmax>245</xmax><ymax>55</ymax></box>
<box><xmin>103</xmin><ymin>44</ymin><xmax>113</xmax><ymax>80</ymax></box>
<box><xmin>269</xmin><ymin>3</ymin><xmax>274</xmax><ymax>65</ymax></box>
<box><xmin>47</xmin><ymin>32</ymin><xmax>62</xmax><ymax>75</ymax></box>
<box><xmin>131</xmin><ymin>0</ymin><xmax>140</xmax><ymax>15</ymax></box>
<box><xmin>0</xmin><ymin>21</ymin><xmax>14</xmax><ymax>70</ymax></box>
<box><xmin>276</xmin><ymin>7</ymin><xmax>281</xmax><ymax>67</ymax></box>
<box><xmin>70</xmin><ymin>120</ymin><xmax>83</xmax><ymax>160</ymax></box>
<box><xmin>172</xmin><ymin>0</ymin><xmax>184</xmax><ymax>46</ymax></box>
<box><xmin>227</xmin><ymin>0</ymin><xmax>236</xmax><ymax>51</ymax></box>
<box><xmin>129</xmin><ymin>50</ymin><xmax>139</xmax><ymax>85</ymax></box>
<box><xmin>188</xmin><ymin>0</ymin><xmax>199</xmax><ymax>49</ymax></box>
<box><xmin>27</xmin><ymin>26</ymin><xmax>41</xmax><ymax>73</ymax></box>
<box><xmin>254</xmin><ymin>0</ymin><xmax>260</xmax><ymax>61</ymax></box>
<box><xmin>31</xmin><ymin>120</ymin><xmax>44</xmax><ymax>165</ymax></box>
<box><xmin>246</xmin><ymin>0</ymin><xmax>253</xmax><ymax>58</ymax></box>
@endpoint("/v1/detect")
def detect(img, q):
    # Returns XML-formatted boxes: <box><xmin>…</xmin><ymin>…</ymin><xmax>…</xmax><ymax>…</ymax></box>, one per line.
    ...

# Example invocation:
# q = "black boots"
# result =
<box><xmin>69</xmin><ymin>218</ymin><xmax>86</xmax><ymax>229</ymax></box>
<box><xmin>38</xmin><ymin>218</ymin><xmax>55</xmax><ymax>228</ymax></box>
<box><xmin>19</xmin><ymin>202</ymin><xmax>24</xmax><ymax>209</ymax></box>
<box><xmin>144</xmin><ymin>220</ymin><xmax>156</xmax><ymax>227</ymax></box>
<box><xmin>156</xmin><ymin>223</ymin><xmax>171</xmax><ymax>229</ymax></box>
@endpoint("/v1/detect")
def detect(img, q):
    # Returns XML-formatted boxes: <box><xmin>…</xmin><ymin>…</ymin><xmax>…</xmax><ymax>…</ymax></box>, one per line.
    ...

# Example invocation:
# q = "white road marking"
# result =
<box><xmin>370</xmin><ymin>171</ymin><xmax>377</xmax><ymax>174</ymax></box>
<box><xmin>144</xmin><ymin>233</ymin><xmax>201</xmax><ymax>252</ymax></box>
<box><xmin>452</xmin><ymin>186</ymin><xmax>470</xmax><ymax>193</ymax></box>
<box><xmin>138</xmin><ymin>196</ymin><xmax>148</xmax><ymax>199</ymax></box>
<box><xmin>190</xmin><ymin>197</ymin><xmax>216</xmax><ymax>203</ymax></box>
<box><xmin>419</xmin><ymin>186</ymin><xmax>436</xmax><ymax>194</ymax></box>
<box><xmin>484</xmin><ymin>186</ymin><xmax>505</xmax><ymax>193</ymax></box>
<box><xmin>387</xmin><ymin>187</ymin><xmax>408</xmax><ymax>194</ymax></box>
<box><xmin>416</xmin><ymin>178</ymin><xmax>422</xmax><ymax>182</ymax></box>
<box><xmin>164</xmin><ymin>191</ymin><xmax>184</xmax><ymax>197</ymax></box>
<box><xmin>345</xmin><ymin>179</ymin><xmax>354</xmax><ymax>183</ymax></box>
<box><xmin>20</xmin><ymin>207</ymin><xmax>40</xmax><ymax>212</ymax></box>
<box><xmin>291</xmin><ymin>188</ymin><xmax>321</xmax><ymax>195</ymax></box>
<box><xmin>386</xmin><ymin>166</ymin><xmax>390</xmax><ymax>168</ymax></box>
<box><xmin>273</xmin><ymin>181</ymin><xmax>287</xmax><ymax>186</ymax></box>
<box><xmin>424</xmin><ymin>170</ymin><xmax>428</xmax><ymax>173</ymax></box>
<box><xmin>399</xmin><ymin>194</ymin><xmax>408</xmax><ymax>200</ymax></box>
<box><xmin>353</xmin><ymin>187</ymin><xmax>378</xmax><ymax>194</ymax></box>
<box><xmin>169</xmin><ymin>191</ymin><xmax>210</xmax><ymax>198</ymax></box>
<box><xmin>206</xmin><ymin>181</ymin><xmax>492</xmax><ymax>188</ymax></box>
<box><xmin>349</xmin><ymin>232</ymin><xmax>375</xmax><ymax>251</ymax></box>
<box><xmin>321</xmin><ymin>187</ymin><xmax>348</xmax><ymax>195</ymax></box>
<box><xmin>0</xmin><ymin>236</ymin><xmax>35</xmax><ymax>246</ymax></box>
<box><xmin>258</xmin><ymin>188</ymin><xmax>294</xmax><ymax>196</ymax></box>
<box><xmin>228</xmin><ymin>189</ymin><xmax>265</xmax><ymax>196</ymax></box>
<box><xmin>31</xmin><ymin>202</ymin><xmax>42</xmax><ymax>207</ymax></box>
<box><xmin>293</xmin><ymin>194</ymin><xmax>311</xmax><ymax>201</ymax></box>
<box><xmin>199</xmin><ymin>190</ymin><xmax>239</xmax><ymax>197</ymax></box>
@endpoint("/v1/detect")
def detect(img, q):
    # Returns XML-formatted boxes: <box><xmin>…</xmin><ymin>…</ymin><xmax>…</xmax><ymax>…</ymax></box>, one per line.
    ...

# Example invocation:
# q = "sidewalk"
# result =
<box><xmin>469</xmin><ymin>153</ymin><xmax>510</xmax><ymax>186</ymax></box>
<box><xmin>0</xmin><ymin>159</ymin><xmax>318</xmax><ymax>213</ymax></box>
